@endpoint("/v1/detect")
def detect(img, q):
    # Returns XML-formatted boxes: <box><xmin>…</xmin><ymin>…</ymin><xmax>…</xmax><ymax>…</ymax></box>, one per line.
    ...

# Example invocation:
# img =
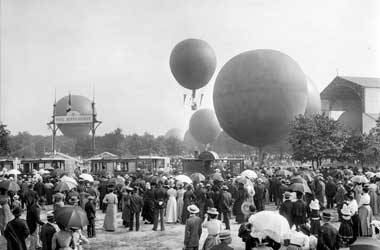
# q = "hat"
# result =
<box><xmin>13</xmin><ymin>195</ymin><xmax>19</xmax><ymax>199</ymax></box>
<box><xmin>290</xmin><ymin>231</ymin><xmax>306</xmax><ymax>246</ymax></box>
<box><xmin>341</xmin><ymin>204</ymin><xmax>351</xmax><ymax>217</ymax></box>
<box><xmin>206</xmin><ymin>183</ymin><xmax>211</xmax><ymax>187</ymax></box>
<box><xmin>309</xmin><ymin>199</ymin><xmax>320</xmax><ymax>210</ymax></box>
<box><xmin>322</xmin><ymin>212</ymin><xmax>332</xmax><ymax>220</ymax></box>
<box><xmin>187</xmin><ymin>204</ymin><xmax>200</xmax><ymax>214</ymax></box>
<box><xmin>46</xmin><ymin>211</ymin><xmax>54</xmax><ymax>219</ymax></box>
<box><xmin>337</xmin><ymin>180</ymin><xmax>343</xmax><ymax>185</ymax></box>
<box><xmin>207</xmin><ymin>207</ymin><xmax>219</xmax><ymax>215</ymax></box>
<box><xmin>221</xmin><ymin>185</ymin><xmax>229</xmax><ymax>190</ymax></box>
<box><xmin>283</xmin><ymin>191</ymin><xmax>291</xmax><ymax>199</ymax></box>
<box><xmin>257</xmin><ymin>178</ymin><xmax>263</xmax><ymax>183</ymax></box>
<box><xmin>12</xmin><ymin>206</ymin><xmax>22</xmax><ymax>216</ymax></box>
<box><xmin>88</xmin><ymin>196</ymin><xmax>95</xmax><ymax>200</ymax></box>
<box><xmin>219</xmin><ymin>230</ymin><xmax>231</xmax><ymax>241</ymax></box>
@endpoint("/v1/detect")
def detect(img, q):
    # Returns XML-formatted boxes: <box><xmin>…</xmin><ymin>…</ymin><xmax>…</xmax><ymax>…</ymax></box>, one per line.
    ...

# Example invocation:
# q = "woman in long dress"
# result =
<box><xmin>103</xmin><ymin>187</ymin><xmax>118</xmax><ymax>231</ymax></box>
<box><xmin>166</xmin><ymin>184</ymin><xmax>177</xmax><ymax>223</ymax></box>
<box><xmin>358</xmin><ymin>188</ymin><xmax>373</xmax><ymax>236</ymax></box>
<box><xmin>142</xmin><ymin>182</ymin><xmax>154</xmax><ymax>224</ymax></box>
<box><xmin>202</xmin><ymin>207</ymin><xmax>223</xmax><ymax>250</ymax></box>
<box><xmin>176</xmin><ymin>183</ymin><xmax>185</xmax><ymax>224</ymax></box>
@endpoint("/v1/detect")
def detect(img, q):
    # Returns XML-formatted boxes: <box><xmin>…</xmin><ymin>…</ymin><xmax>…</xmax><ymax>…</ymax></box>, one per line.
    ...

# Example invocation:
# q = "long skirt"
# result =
<box><xmin>103</xmin><ymin>203</ymin><xmax>117</xmax><ymax>231</ymax></box>
<box><xmin>142</xmin><ymin>199</ymin><xmax>154</xmax><ymax>223</ymax></box>
<box><xmin>166</xmin><ymin>196</ymin><xmax>177</xmax><ymax>223</ymax></box>
<box><xmin>202</xmin><ymin>234</ymin><xmax>220</xmax><ymax>250</ymax></box>
<box><xmin>177</xmin><ymin>198</ymin><xmax>184</xmax><ymax>223</ymax></box>
<box><xmin>0</xmin><ymin>204</ymin><xmax>13</xmax><ymax>233</ymax></box>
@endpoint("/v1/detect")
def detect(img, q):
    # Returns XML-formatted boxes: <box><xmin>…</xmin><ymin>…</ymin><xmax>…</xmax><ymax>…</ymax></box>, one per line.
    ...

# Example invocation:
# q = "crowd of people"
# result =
<box><xmin>0</xmin><ymin>164</ymin><xmax>380</xmax><ymax>250</ymax></box>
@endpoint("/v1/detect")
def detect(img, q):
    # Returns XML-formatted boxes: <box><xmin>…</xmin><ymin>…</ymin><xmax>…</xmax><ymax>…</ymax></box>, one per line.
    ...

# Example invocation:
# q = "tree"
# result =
<box><xmin>9</xmin><ymin>131</ymin><xmax>36</xmax><ymax>158</ymax></box>
<box><xmin>340</xmin><ymin>132</ymin><xmax>369</xmax><ymax>165</ymax></box>
<box><xmin>0</xmin><ymin>124</ymin><xmax>11</xmax><ymax>156</ymax></box>
<box><xmin>289</xmin><ymin>114</ymin><xmax>349</xmax><ymax>166</ymax></box>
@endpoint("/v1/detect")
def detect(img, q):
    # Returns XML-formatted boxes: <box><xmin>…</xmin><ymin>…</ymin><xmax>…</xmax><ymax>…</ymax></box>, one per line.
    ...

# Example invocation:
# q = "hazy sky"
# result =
<box><xmin>1</xmin><ymin>0</ymin><xmax>379</xmax><ymax>137</ymax></box>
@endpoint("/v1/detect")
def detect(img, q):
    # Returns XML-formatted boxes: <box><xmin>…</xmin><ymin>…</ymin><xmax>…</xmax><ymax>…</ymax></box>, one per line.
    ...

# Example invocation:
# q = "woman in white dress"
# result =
<box><xmin>176</xmin><ymin>182</ymin><xmax>185</xmax><ymax>223</ymax></box>
<box><xmin>103</xmin><ymin>187</ymin><xmax>118</xmax><ymax>231</ymax></box>
<box><xmin>202</xmin><ymin>207</ymin><xmax>223</xmax><ymax>250</ymax></box>
<box><xmin>166</xmin><ymin>184</ymin><xmax>177</xmax><ymax>223</ymax></box>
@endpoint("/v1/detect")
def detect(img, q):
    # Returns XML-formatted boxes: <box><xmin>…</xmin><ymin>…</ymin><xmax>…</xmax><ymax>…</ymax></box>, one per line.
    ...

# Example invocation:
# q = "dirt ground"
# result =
<box><xmin>1</xmin><ymin>203</ymin><xmax>373</xmax><ymax>250</ymax></box>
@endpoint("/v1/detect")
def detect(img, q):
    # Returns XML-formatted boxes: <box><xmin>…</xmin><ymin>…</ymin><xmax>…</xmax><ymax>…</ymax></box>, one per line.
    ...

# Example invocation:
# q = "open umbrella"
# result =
<box><xmin>79</xmin><ymin>173</ymin><xmax>94</xmax><ymax>182</ymax></box>
<box><xmin>248</xmin><ymin>211</ymin><xmax>290</xmax><ymax>243</ymax></box>
<box><xmin>0</xmin><ymin>180</ymin><xmax>20</xmax><ymax>192</ymax></box>
<box><xmin>60</xmin><ymin>176</ymin><xmax>78</xmax><ymax>186</ymax></box>
<box><xmin>290</xmin><ymin>182</ymin><xmax>312</xmax><ymax>194</ymax></box>
<box><xmin>240</xmin><ymin>170</ymin><xmax>258</xmax><ymax>179</ymax></box>
<box><xmin>301</xmin><ymin>173</ymin><xmax>313</xmax><ymax>182</ymax></box>
<box><xmin>365</xmin><ymin>171</ymin><xmax>375</xmax><ymax>179</ymax></box>
<box><xmin>38</xmin><ymin>169</ymin><xmax>50</xmax><ymax>175</ymax></box>
<box><xmin>7</xmin><ymin>169</ymin><xmax>21</xmax><ymax>175</ymax></box>
<box><xmin>55</xmin><ymin>181</ymin><xmax>77</xmax><ymax>192</ymax></box>
<box><xmin>351</xmin><ymin>175</ymin><xmax>369</xmax><ymax>184</ymax></box>
<box><xmin>210</xmin><ymin>173</ymin><xmax>224</xmax><ymax>182</ymax></box>
<box><xmin>55</xmin><ymin>206</ymin><xmax>88</xmax><ymax>229</ymax></box>
<box><xmin>350</xmin><ymin>237</ymin><xmax>380</xmax><ymax>250</ymax></box>
<box><xmin>175</xmin><ymin>175</ymin><xmax>192</xmax><ymax>184</ymax></box>
<box><xmin>290</xmin><ymin>175</ymin><xmax>305</xmax><ymax>184</ymax></box>
<box><xmin>190</xmin><ymin>173</ymin><xmax>205</xmax><ymax>183</ymax></box>
<box><xmin>276</xmin><ymin>169</ymin><xmax>293</xmax><ymax>177</ymax></box>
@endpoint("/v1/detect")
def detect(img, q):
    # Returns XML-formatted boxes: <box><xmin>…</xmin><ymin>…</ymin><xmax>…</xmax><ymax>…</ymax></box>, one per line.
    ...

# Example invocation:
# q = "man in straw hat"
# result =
<box><xmin>184</xmin><ymin>204</ymin><xmax>202</xmax><ymax>250</ymax></box>
<box><xmin>4</xmin><ymin>207</ymin><xmax>30</xmax><ymax>250</ymax></box>
<box><xmin>209</xmin><ymin>230</ymin><xmax>233</xmax><ymax>250</ymax></box>
<box><xmin>317</xmin><ymin>212</ymin><xmax>339</xmax><ymax>250</ymax></box>
<box><xmin>40</xmin><ymin>211</ymin><xmax>57</xmax><ymax>250</ymax></box>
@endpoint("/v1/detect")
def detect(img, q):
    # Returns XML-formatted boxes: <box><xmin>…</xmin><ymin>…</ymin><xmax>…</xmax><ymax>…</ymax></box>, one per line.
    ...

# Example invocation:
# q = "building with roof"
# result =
<box><xmin>321</xmin><ymin>76</ymin><xmax>380</xmax><ymax>133</ymax></box>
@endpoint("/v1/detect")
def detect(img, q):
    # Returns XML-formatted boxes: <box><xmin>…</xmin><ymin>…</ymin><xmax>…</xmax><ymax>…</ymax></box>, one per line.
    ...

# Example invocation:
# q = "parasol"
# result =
<box><xmin>365</xmin><ymin>171</ymin><xmax>375</xmax><ymax>179</ymax></box>
<box><xmin>248</xmin><ymin>211</ymin><xmax>290</xmax><ymax>243</ymax></box>
<box><xmin>7</xmin><ymin>169</ymin><xmax>21</xmax><ymax>175</ymax></box>
<box><xmin>38</xmin><ymin>169</ymin><xmax>50</xmax><ymax>175</ymax></box>
<box><xmin>349</xmin><ymin>237</ymin><xmax>380</xmax><ymax>250</ymax></box>
<box><xmin>210</xmin><ymin>173</ymin><xmax>224</xmax><ymax>182</ymax></box>
<box><xmin>175</xmin><ymin>175</ymin><xmax>192</xmax><ymax>184</ymax></box>
<box><xmin>240</xmin><ymin>170</ymin><xmax>258</xmax><ymax>179</ymax></box>
<box><xmin>60</xmin><ymin>176</ymin><xmax>78</xmax><ymax>186</ymax></box>
<box><xmin>276</xmin><ymin>169</ymin><xmax>293</xmax><ymax>177</ymax></box>
<box><xmin>289</xmin><ymin>182</ymin><xmax>312</xmax><ymax>194</ymax></box>
<box><xmin>79</xmin><ymin>174</ymin><xmax>94</xmax><ymax>182</ymax></box>
<box><xmin>190</xmin><ymin>173</ymin><xmax>205</xmax><ymax>183</ymax></box>
<box><xmin>351</xmin><ymin>175</ymin><xmax>369</xmax><ymax>184</ymax></box>
<box><xmin>0</xmin><ymin>180</ymin><xmax>20</xmax><ymax>192</ymax></box>
<box><xmin>55</xmin><ymin>182</ymin><xmax>77</xmax><ymax>192</ymax></box>
<box><xmin>55</xmin><ymin>206</ymin><xmax>88</xmax><ymax>229</ymax></box>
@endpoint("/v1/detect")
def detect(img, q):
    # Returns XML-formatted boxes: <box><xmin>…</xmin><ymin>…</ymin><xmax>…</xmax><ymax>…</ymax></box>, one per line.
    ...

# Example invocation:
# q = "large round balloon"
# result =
<box><xmin>213</xmin><ymin>49</ymin><xmax>308</xmax><ymax>147</ymax></box>
<box><xmin>164</xmin><ymin>128</ymin><xmax>184</xmax><ymax>140</ymax></box>
<box><xmin>337</xmin><ymin>110</ymin><xmax>362</xmax><ymax>132</ymax></box>
<box><xmin>189</xmin><ymin>109</ymin><xmax>221</xmax><ymax>145</ymax></box>
<box><xmin>304</xmin><ymin>76</ymin><xmax>321</xmax><ymax>116</ymax></box>
<box><xmin>170</xmin><ymin>39</ymin><xmax>216</xmax><ymax>90</ymax></box>
<box><xmin>55</xmin><ymin>95</ymin><xmax>92</xmax><ymax>138</ymax></box>
<box><xmin>183</xmin><ymin>130</ymin><xmax>202</xmax><ymax>150</ymax></box>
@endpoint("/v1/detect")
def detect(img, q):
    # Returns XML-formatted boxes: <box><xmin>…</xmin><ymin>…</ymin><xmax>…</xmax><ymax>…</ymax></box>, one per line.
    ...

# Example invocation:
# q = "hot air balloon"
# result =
<box><xmin>183</xmin><ymin>130</ymin><xmax>202</xmax><ymax>151</ymax></box>
<box><xmin>189</xmin><ymin>109</ymin><xmax>221</xmax><ymax>145</ymax></box>
<box><xmin>213</xmin><ymin>49</ymin><xmax>308</xmax><ymax>148</ymax></box>
<box><xmin>55</xmin><ymin>95</ymin><xmax>93</xmax><ymax>138</ymax></box>
<box><xmin>337</xmin><ymin>110</ymin><xmax>362</xmax><ymax>132</ymax></box>
<box><xmin>170</xmin><ymin>39</ymin><xmax>216</xmax><ymax>110</ymax></box>
<box><xmin>305</xmin><ymin>76</ymin><xmax>321</xmax><ymax>116</ymax></box>
<box><xmin>164</xmin><ymin>128</ymin><xmax>184</xmax><ymax>141</ymax></box>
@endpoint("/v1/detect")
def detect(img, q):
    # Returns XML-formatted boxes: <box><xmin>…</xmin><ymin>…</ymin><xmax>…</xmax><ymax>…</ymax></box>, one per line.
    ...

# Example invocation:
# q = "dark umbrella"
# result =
<box><xmin>290</xmin><ymin>175</ymin><xmax>305</xmax><ymax>184</ymax></box>
<box><xmin>55</xmin><ymin>206</ymin><xmax>88</xmax><ymax>229</ymax></box>
<box><xmin>190</xmin><ymin>173</ymin><xmax>205</xmax><ymax>183</ymax></box>
<box><xmin>290</xmin><ymin>182</ymin><xmax>312</xmax><ymax>194</ymax></box>
<box><xmin>0</xmin><ymin>180</ymin><xmax>20</xmax><ymax>192</ymax></box>
<box><xmin>350</xmin><ymin>237</ymin><xmax>380</xmax><ymax>250</ymax></box>
<box><xmin>210</xmin><ymin>173</ymin><xmax>224</xmax><ymax>182</ymax></box>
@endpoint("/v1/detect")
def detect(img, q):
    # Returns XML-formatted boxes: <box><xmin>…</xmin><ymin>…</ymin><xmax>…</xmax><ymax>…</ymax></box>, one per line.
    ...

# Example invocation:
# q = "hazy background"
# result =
<box><xmin>1</xmin><ymin>0</ymin><xmax>379</xmax><ymax>136</ymax></box>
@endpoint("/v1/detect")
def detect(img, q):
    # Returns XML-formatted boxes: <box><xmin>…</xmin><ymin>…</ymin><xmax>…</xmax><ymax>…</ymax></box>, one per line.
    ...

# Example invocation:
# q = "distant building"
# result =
<box><xmin>321</xmin><ymin>76</ymin><xmax>380</xmax><ymax>133</ymax></box>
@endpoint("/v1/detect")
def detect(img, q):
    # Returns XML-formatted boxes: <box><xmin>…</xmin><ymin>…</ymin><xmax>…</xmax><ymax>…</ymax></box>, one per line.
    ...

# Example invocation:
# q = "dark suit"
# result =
<box><xmin>153</xmin><ymin>187</ymin><xmax>168</xmax><ymax>231</ymax></box>
<box><xmin>219</xmin><ymin>191</ymin><xmax>232</xmax><ymax>230</ymax></box>
<box><xmin>317</xmin><ymin>222</ymin><xmax>339</xmax><ymax>250</ymax></box>
<box><xmin>40</xmin><ymin>222</ymin><xmax>56</xmax><ymax>250</ymax></box>
<box><xmin>129</xmin><ymin>194</ymin><xmax>144</xmax><ymax>231</ymax></box>
<box><xmin>279</xmin><ymin>200</ymin><xmax>293</xmax><ymax>227</ymax></box>
<box><xmin>210</xmin><ymin>243</ymin><xmax>234</xmax><ymax>250</ymax></box>
<box><xmin>85</xmin><ymin>200</ymin><xmax>96</xmax><ymax>237</ymax></box>
<box><xmin>4</xmin><ymin>218</ymin><xmax>30</xmax><ymax>250</ymax></box>
<box><xmin>24</xmin><ymin>189</ymin><xmax>38</xmax><ymax>209</ymax></box>
<box><xmin>34</xmin><ymin>181</ymin><xmax>45</xmax><ymax>198</ymax></box>
<box><xmin>184</xmin><ymin>215</ymin><xmax>202</xmax><ymax>249</ymax></box>
<box><xmin>26</xmin><ymin>203</ymin><xmax>44</xmax><ymax>234</ymax></box>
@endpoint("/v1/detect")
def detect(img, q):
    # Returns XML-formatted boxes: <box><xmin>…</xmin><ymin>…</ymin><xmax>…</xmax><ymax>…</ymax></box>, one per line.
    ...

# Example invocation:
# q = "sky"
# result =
<box><xmin>1</xmin><ymin>0</ymin><xmax>379</xmax><ymax>137</ymax></box>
